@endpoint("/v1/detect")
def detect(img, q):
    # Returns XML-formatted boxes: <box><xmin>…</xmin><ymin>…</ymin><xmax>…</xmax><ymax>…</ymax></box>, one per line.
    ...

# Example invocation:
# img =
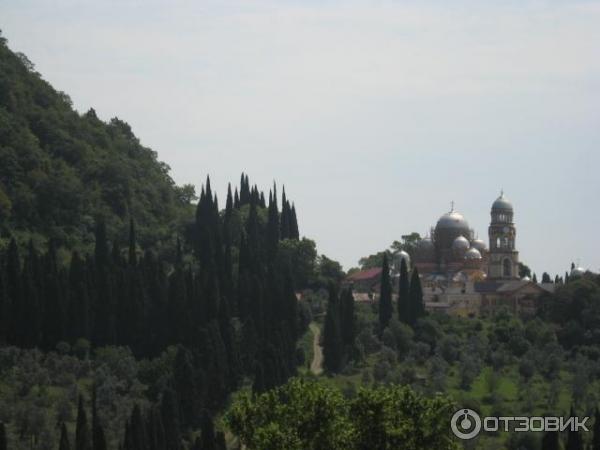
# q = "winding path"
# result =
<box><xmin>309</xmin><ymin>322</ymin><xmax>323</xmax><ymax>375</ymax></box>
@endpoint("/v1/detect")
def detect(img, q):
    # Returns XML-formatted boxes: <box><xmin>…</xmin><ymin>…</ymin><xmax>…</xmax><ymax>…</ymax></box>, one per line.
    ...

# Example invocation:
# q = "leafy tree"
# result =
<box><xmin>226</xmin><ymin>378</ymin><xmax>458</xmax><ymax>450</ymax></box>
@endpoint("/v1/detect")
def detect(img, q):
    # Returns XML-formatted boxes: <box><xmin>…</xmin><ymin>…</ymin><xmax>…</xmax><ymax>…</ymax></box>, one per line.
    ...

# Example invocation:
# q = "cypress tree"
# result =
<box><xmin>128</xmin><ymin>219</ymin><xmax>137</xmax><ymax>266</ymax></box>
<box><xmin>160</xmin><ymin>388</ymin><xmax>181</xmax><ymax>450</ymax></box>
<box><xmin>280</xmin><ymin>187</ymin><xmax>290</xmax><ymax>239</ymax></box>
<box><xmin>593</xmin><ymin>407</ymin><xmax>600</xmax><ymax>450</ymax></box>
<box><xmin>323</xmin><ymin>283</ymin><xmax>343</xmax><ymax>373</ymax></box>
<box><xmin>0</xmin><ymin>422</ymin><xmax>6</xmax><ymax>450</ymax></box>
<box><xmin>130</xmin><ymin>404</ymin><xmax>148</xmax><ymax>450</ymax></box>
<box><xmin>92</xmin><ymin>385</ymin><xmax>106</xmax><ymax>450</ymax></box>
<box><xmin>0</xmin><ymin>272</ymin><xmax>6</xmax><ymax>344</ymax></box>
<box><xmin>68</xmin><ymin>251</ymin><xmax>90</xmax><ymax>341</ymax></box>
<box><xmin>532</xmin><ymin>273</ymin><xmax>538</xmax><ymax>283</ymax></box>
<box><xmin>94</xmin><ymin>220</ymin><xmax>109</xmax><ymax>269</ymax></box>
<box><xmin>7</xmin><ymin>238</ymin><xmax>22</xmax><ymax>344</ymax></box>
<box><xmin>408</xmin><ymin>267</ymin><xmax>425</xmax><ymax>326</ymax></box>
<box><xmin>379</xmin><ymin>254</ymin><xmax>392</xmax><ymax>330</ymax></box>
<box><xmin>76</xmin><ymin>396</ymin><xmax>92</xmax><ymax>450</ymax></box>
<box><xmin>233</xmin><ymin>187</ymin><xmax>240</xmax><ymax>209</ymax></box>
<box><xmin>541</xmin><ymin>431</ymin><xmax>559</xmax><ymax>450</ymax></box>
<box><xmin>173</xmin><ymin>346</ymin><xmax>198</xmax><ymax>428</ymax></box>
<box><xmin>200</xmin><ymin>411</ymin><xmax>216</xmax><ymax>450</ymax></box>
<box><xmin>566</xmin><ymin>405</ymin><xmax>583</xmax><ymax>450</ymax></box>
<box><xmin>266</xmin><ymin>187</ymin><xmax>280</xmax><ymax>258</ymax></box>
<box><xmin>59</xmin><ymin>422</ymin><xmax>71</xmax><ymax>450</ymax></box>
<box><xmin>289</xmin><ymin>203</ymin><xmax>299</xmax><ymax>240</ymax></box>
<box><xmin>340</xmin><ymin>287</ymin><xmax>355</xmax><ymax>347</ymax></box>
<box><xmin>397</xmin><ymin>258</ymin><xmax>410</xmax><ymax>324</ymax></box>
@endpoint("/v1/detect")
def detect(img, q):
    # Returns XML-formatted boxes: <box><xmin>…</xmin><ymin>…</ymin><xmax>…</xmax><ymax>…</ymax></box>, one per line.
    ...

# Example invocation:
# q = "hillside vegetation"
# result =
<box><xmin>0</xmin><ymin>30</ymin><xmax>194</xmax><ymax>254</ymax></box>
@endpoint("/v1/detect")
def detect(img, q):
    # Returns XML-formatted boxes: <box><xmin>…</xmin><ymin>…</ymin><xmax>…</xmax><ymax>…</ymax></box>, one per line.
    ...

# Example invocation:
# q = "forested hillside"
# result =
<box><xmin>0</xmin><ymin>30</ymin><xmax>194</xmax><ymax>253</ymax></box>
<box><xmin>0</xmin><ymin>34</ymin><xmax>334</xmax><ymax>449</ymax></box>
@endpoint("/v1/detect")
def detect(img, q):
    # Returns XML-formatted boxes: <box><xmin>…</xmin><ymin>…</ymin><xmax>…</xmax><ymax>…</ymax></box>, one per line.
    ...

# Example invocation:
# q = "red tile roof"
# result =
<box><xmin>347</xmin><ymin>267</ymin><xmax>382</xmax><ymax>281</ymax></box>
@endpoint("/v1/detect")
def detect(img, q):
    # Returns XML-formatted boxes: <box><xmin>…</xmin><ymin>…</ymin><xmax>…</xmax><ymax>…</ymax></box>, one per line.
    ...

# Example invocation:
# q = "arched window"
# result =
<box><xmin>503</xmin><ymin>259</ymin><xmax>512</xmax><ymax>277</ymax></box>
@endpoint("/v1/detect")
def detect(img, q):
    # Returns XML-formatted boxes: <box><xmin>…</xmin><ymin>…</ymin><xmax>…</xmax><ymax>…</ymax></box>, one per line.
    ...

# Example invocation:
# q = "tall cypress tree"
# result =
<box><xmin>541</xmin><ymin>431</ymin><xmax>559</xmax><ymax>450</ymax></box>
<box><xmin>200</xmin><ymin>411</ymin><xmax>216</xmax><ymax>450</ymax></box>
<box><xmin>379</xmin><ymin>254</ymin><xmax>392</xmax><ymax>330</ymax></box>
<box><xmin>323</xmin><ymin>283</ymin><xmax>343</xmax><ymax>373</ymax></box>
<box><xmin>340</xmin><ymin>287</ymin><xmax>355</xmax><ymax>347</ymax></box>
<box><xmin>397</xmin><ymin>258</ymin><xmax>410</xmax><ymax>324</ymax></box>
<box><xmin>289</xmin><ymin>203</ymin><xmax>299</xmax><ymax>240</ymax></box>
<box><xmin>128</xmin><ymin>219</ymin><xmax>137</xmax><ymax>266</ymax></box>
<box><xmin>593</xmin><ymin>407</ymin><xmax>600</xmax><ymax>450</ymax></box>
<box><xmin>408</xmin><ymin>267</ymin><xmax>425</xmax><ymax>326</ymax></box>
<box><xmin>0</xmin><ymin>422</ymin><xmax>6</xmax><ymax>450</ymax></box>
<box><xmin>76</xmin><ymin>396</ymin><xmax>92</xmax><ymax>450</ymax></box>
<box><xmin>161</xmin><ymin>388</ymin><xmax>181</xmax><ymax>450</ymax></box>
<box><xmin>173</xmin><ymin>346</ymin><xmax>198</xmax><ymax>428</ymax></box>
<box><xmin>566</xmin><ymin>405</ymin><xmax>584</xmax><ymax>450</ymax></box>
<box><xmin>59</xmin><ymin>422</ymin><xmax>71</xmax><ymax>450</ymax></box>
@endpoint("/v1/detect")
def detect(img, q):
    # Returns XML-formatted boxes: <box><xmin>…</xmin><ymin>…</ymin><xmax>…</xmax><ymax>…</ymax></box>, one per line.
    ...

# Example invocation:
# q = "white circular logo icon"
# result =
<box><xmin>451</xmin><ymin>409</ymin><xmax>482</xmax><ymax>440</ymax></box>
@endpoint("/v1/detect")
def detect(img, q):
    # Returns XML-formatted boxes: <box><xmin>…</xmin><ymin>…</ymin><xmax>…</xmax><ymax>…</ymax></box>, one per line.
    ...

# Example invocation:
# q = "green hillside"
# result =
<box><xmin>0</xmin><ymin>31</ymin><xmax>194</xmax><ymax>254</ymax></box>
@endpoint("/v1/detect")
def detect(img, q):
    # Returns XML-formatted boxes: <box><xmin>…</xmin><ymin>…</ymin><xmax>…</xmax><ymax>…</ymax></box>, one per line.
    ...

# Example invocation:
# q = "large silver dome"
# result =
<box><xmin>571</xmin><ymin>266</ymin><xmax>585</xmax><ymax>278</ymax></box>
<box><xmin>492</xmin><ymin>193</ymin><xmax>513</xmax><ymax>211</ymax></box>
<box><xmin>452</xmin><ymin>235</ymin><xmax>470</xmax><ymax>251</ymax></box>
<box><xmin>436</xmin><ymin>210</ymin><xmax>470</xmax><ymax>231</ymax></box>
<box><xmin>465</xmin><ymin>247</ymin><xmax>482</xmax><ymax>259</ymax></box>
<box><xmin>417</xmin><ymin>237</ymin><xmax>434</xmax><ymax>250</ymax></box>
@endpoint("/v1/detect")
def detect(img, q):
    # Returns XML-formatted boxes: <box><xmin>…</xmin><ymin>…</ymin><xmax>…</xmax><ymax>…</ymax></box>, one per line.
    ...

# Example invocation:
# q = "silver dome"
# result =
<box><xmin>452</xmin><ymin>235</ymin><xmax>470</xmax><ymax>251</ymax></box>
<box><xmin>465</xmin><ymin>247</ymin><xmax>482</xmax><ymax>259</ymax></box>
<box><xmin>571</xmin><ymin>266</ymin><xmax>585</xmax><ymax>277</ymax></box>
<box><xmin>492</xmin><ymin>192</ymin><xmax>513</xmax><ymax>211</ymax></box>
<box><xmin>393</xmin><ymin>250</ymin><xmax>411</xmax><ymax>267</ymax></box>
<box><xmin>521</xmin><ymin>275</ymin><xmax>531</xmax><ymax>281</ymax></box>
<box><xmin>471</xmin><ymin>238</ymin><xmax>486</xmax><ymax>252</ymax></box>
<box><xmin>417</xmin><ymin>237</ymin><xmax>434</xmax><ymax>250</ymax></box>
<box><xmin>437</xmin><ymin>210</ymin><xmax>470</xmax><ymax>231</ymax></box>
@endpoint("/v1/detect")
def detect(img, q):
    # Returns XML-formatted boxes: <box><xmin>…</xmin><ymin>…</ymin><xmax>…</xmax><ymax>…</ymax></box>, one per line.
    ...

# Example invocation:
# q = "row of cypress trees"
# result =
<box><xmin>379</xmin><ymin>255</ymin><xmax>424</xmax><ymax>330</ymax></box>
<box><xmin>0</xmin><ymin>173</ymin><xmax>303</xmax><ymax>448</ymax></box>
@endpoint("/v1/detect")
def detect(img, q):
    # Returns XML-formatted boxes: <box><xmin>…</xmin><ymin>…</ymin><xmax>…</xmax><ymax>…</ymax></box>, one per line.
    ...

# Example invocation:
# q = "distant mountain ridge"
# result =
<box><xmin>0</xmin><ymin>31</ymin><xmax>194</xmax><ymax>253</ymax></box>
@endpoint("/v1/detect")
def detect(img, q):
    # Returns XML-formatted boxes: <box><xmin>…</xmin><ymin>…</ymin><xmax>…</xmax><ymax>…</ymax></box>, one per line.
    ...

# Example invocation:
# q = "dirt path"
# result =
<box><xmin>310</xmin><ymin>322</ymin><xmax>323</xmax><ymax>375</ymax></box>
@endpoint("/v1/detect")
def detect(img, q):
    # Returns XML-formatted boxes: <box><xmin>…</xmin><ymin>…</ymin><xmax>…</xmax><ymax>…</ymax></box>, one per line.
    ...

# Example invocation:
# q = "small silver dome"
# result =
<box><xmin>571</xmin><ymin>266</ymin><xmax>585</xmax><ymax>277</ymax></box>
<box><xmin>492</xmin><ymin>192</ymin><xmax>513</xmax><ymax>211</ymax></box>
<box><xmin>452</xmin><ymin>235</ymin><xmax>470</xmax><ymax>251</ymax></box>
<box><xmin>437</xmin><ymin>210</ymin><xmax>470</xmax><ymax>230</ymax></box>
<box><xmin>465</xmin><ymin>247</ymin><xmax>482</xmax><ymax>259</ymax></box>
<box><xmin>471</xmin><ymin>238</ymin><xmax>486</xmax><ymax>252</ymax></box>
<box><xmin>521</xmin><ymin>275</ymin><xmax>531</xmax><ymax>281</ymax></box>
<box><xmin>393</xmin><ymin>250</ymin><xmax>410</xmax><ymax>267</ymax></box>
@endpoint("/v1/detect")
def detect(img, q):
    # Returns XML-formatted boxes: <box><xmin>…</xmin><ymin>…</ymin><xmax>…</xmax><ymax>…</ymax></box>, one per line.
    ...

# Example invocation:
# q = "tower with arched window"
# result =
<box><xmin>488</xmin><ymin>191</ymin><xmax>519</xmax><ymax>279</ymax></box>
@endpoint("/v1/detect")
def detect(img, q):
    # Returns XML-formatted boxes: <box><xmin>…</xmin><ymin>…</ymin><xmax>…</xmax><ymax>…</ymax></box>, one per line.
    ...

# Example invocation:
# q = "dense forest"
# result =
<box><xmin>0</xmin><ymin>33</ymin><xmax>338</xmax><ymax>449</ymax></box>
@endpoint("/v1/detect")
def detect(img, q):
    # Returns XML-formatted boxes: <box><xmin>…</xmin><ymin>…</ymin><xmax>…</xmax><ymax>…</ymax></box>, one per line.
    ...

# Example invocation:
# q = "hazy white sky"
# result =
<box><xmin>2</xmin><ymin>0</ymin><xmax>600</xmax><ymax>276</ymax></box>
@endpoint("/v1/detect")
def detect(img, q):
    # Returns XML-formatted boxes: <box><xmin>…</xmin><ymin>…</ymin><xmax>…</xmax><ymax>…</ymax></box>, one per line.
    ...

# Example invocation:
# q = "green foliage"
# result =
<box><xmin>0</xmin><ymin>37</ymin><xmax>193</xmax><ymax>251</ymax></box>
<box><xmin>226</xmin><ymin>378</ymin><xmax>458</xmax><ymax>450</ymax></box>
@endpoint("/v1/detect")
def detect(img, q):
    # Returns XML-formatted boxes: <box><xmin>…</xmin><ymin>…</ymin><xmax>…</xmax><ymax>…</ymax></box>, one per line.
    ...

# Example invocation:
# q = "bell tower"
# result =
<box><xmin>488</xmin><ymin>191</ymin><xmax>519</xmax><ymax>280</ymax></box>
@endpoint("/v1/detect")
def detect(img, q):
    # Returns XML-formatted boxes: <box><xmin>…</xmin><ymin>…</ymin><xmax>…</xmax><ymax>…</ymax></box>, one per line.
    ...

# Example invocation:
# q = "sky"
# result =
<box><xmin>2</xmin><ymin>0</ymin><xmax>600</xmax><ymax>277</ymax></box>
